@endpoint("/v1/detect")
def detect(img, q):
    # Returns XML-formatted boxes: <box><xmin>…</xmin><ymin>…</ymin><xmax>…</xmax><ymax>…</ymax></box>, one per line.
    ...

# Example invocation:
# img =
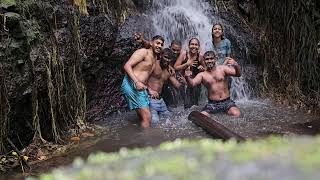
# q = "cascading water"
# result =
<box><xmin>150</xmin><ymin>0</ymin><xmax>252</xmax><ymax>101</ymax></box>
<box><xmin>151</xmin><ymin>0</ymin><xmax>213</xmax><ymax>48</ymax></box>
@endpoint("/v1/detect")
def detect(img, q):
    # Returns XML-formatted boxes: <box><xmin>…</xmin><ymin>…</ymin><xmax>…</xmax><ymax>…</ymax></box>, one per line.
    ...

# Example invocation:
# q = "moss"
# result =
<box><xmin>2</xmin><ymin>0</ymin><xmax>16</xmax><ymax>6</ymax></box>
<box><xmin>73</xmin><ymin>0</ymin><xmax>88</xmax><ymax>15</ymax></box>
<box><xmin>33</xmin><ymin>136</ymin><xmax>320</xmax><ymax>179</ymax></box>
<box><xmin>136</xmin><ymin>155</ymin><xmax>198</xmax><ymax>179</ymax></box>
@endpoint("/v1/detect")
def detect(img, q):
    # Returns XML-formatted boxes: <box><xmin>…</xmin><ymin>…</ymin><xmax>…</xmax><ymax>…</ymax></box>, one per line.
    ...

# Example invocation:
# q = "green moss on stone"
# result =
<box><xmin>2</xmin><ymin>0</ymin><xmax>16</xmax><ymax>6</ymax></box>
<box><xmin>32</xmin><ymin>136</ymin><xmax>320</xmax><ymax>180</ymax></box>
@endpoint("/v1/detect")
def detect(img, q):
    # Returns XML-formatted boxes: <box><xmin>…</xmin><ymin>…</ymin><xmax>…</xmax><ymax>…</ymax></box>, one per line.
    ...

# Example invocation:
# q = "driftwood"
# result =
<box><xmin>188</xmin><ymin>111</ymin><xmax>245</xmax><ymax>142</ymax></box>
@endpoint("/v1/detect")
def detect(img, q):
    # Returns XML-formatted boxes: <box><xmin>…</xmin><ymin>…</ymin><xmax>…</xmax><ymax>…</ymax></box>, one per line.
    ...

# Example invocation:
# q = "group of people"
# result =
<box><xmin>121</xmin><ymin>23</ymin><xmax>241</xmax><ymax>128</ymax></box>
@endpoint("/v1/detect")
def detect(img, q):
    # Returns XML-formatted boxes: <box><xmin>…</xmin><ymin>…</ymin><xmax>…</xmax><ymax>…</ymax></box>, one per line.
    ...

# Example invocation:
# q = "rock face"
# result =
<box><xmin>0</xmin><ymin>0</ymin><xmax>262</xmax><ymax>149</ymax></box>
<box><xmin>0</xmin><ymin>0</ymin><xmax>159</xmax><ymax>149</ymax></box>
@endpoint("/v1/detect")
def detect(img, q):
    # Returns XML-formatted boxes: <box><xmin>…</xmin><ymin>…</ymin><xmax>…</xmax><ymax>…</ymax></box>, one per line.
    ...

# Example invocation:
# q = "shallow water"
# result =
<box><xmin>3</xmin><ymin>99</ymin><xmax>319</xmax><ymax>179</ymax></box>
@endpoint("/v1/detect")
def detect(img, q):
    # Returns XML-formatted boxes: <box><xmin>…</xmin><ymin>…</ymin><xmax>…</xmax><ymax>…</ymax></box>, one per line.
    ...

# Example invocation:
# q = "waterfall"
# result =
<box><xmin>151</xmin><ymin>0</ymin><xmax>213</xmax><ymax>48</ymax></box>
<box><xmin>150</xmin><ymin>0</ymin><xmax>252</xmax><ymax>101</ymax></box>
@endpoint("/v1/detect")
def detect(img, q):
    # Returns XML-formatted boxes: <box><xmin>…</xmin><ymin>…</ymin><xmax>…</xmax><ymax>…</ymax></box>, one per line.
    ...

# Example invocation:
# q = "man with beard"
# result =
<box><xmin>121</xmin><ymin>35</ymin><xmax>164</xmax><ymax>128</ymax></box>
<box><xmin>133</xmin><ymin>33</ymin><xmax>183</xmax><ymax>61</ymax></box>
<box><xmin>184</xmin><ymin>51</ymin><xmax>241</xmax><ymax>117</ymax></box>
<box><xmin>133</xmin><ymin>33</ymin><xmax>184</xmax><ymax>107</ymax></box>
<box><xmin>147</xmin><ymin>48</ymin><xmax>182</xmax><ymax>125</ymax></box>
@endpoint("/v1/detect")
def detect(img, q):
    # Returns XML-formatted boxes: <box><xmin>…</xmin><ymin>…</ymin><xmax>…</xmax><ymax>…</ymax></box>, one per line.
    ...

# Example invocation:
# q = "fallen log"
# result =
<box><xmin>188</xmin><ymin>111</ymin><xmax>245</xmax><ymax>142</ymax></box>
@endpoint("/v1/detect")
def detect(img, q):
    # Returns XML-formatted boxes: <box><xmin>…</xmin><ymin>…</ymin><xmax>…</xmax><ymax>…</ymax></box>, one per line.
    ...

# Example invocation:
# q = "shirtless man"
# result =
<box><xmin>134</xmin><ymin>32</ymin><xmax>184</xmax><ymax>61</ymax></box>
<box><xmin>121</xmin><ymin>35</ymin><xmax>165</xmax><ymax>128</ymax></box>
<box><xmin>184</xmin><ymin>51</ymin><xmax>241</xmax><ymax>117</ymax></box>
<box><xmin>133</xmin><ymin>33</ymin><xmax>184</xmax><ymax>107</ymax></box>
<box><xmin>147</xmin><ymin>48</ymin><xmax>182</xmax><ymax>125</ymax></box>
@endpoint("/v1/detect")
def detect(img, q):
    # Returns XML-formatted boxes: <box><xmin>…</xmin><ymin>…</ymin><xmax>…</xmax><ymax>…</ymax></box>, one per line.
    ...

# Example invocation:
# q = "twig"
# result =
<box><xmin>0</xmin><ymin>13</ymin><xmax>9</xmax><ymax>32</ymax></box>
<box><xmin>221</xmin><ymin>0</ymin><xmax>227</xmax><ymax>11</ymax></box>
<box><xmin>6</xmin><ymin>138</ymin><xmax>31</xmax><ymax>172</ymax></box>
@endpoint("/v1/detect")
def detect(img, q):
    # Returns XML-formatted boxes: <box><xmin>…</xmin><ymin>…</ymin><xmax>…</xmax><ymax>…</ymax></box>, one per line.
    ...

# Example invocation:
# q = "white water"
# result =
<box><xmin>150</xmin><ymin>0</ymin><xmax>251</xmax><ymax>101</ymax></box>
<box><xmin>151</xmin><ymin>0</ymin><xmax>213</xmax><ymax>49</ymax></box>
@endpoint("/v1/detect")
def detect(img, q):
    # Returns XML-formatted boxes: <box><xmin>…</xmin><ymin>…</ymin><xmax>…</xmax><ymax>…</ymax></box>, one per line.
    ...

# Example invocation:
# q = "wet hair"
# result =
<box><xmin>170</xmin><ymin>40</ymin><xmax>182</xmax><ymax>47</ymax></box>
<box><xmin>203</xmin><ymin>51</ymin><xmax>216</xmax><ymax>58</ymax></box>
<box><xmin>152</xmin><ymin>35</ymin><xmax>165</xmax><ymax>42</ymax></box>
<box><xmin>211</xmin><ymin>23</ymin><xmax>225</xmax><ymax>40</ymax></box>
<box><xmin>162</xmin><ymin>48</ymin><xmax>174</xmax><ymax>60</ymax></box>
<box><xmin>188</xmin><ymin>37</ymin><xmax>200</xmax><ymax>46</ymax></box>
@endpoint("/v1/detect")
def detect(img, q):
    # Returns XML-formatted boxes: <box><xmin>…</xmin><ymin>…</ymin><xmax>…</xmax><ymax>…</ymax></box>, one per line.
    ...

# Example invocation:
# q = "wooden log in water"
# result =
<box><xmin>188</xmin><ymin>111</ymin><xmax>245</xmax><ymax>142</ymax></box>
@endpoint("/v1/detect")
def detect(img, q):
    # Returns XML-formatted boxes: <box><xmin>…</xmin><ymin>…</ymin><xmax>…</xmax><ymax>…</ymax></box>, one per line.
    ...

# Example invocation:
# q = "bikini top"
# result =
<box><xmin>182</xmin><ymin>51</ymin><xmax>201</xmax><ymax>76</ymax></box>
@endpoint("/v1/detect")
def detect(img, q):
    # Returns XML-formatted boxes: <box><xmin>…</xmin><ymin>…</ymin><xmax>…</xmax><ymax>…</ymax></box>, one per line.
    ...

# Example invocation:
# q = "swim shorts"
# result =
<box><xmin>201</xmin><ymin>97</ymin><xmax>236</xmax><ymax>114</ymax></box>
<box><xmin>121</xmin><ymin>75</ymin><xmax>149</xmax><ymax>110</ymax></box>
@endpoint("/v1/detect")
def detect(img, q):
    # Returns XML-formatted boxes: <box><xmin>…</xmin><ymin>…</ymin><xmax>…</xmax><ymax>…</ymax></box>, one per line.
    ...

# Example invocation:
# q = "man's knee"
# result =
<box><xmin>201</xmin><ymin>111</ymin><xmax>210</xmax><ymax>117</ymax></box>
<box><xmin>142</xmin><ymin>109</ymin><xmax>151</xmax><ymax>120</ymax></box>
<box><xmin>138</xmin><ymin>108</ymin><xmax>152</xmax><ymax>128</ymax></box>
<box><xmin>151</xmin><ymin>111</ymin><xmax>160</xmax><ymax>124</ymax></box>
<box><xmin>228</xmin><ymin>107</ymin><xmax>241</xmax><ymax>117</ymax></box>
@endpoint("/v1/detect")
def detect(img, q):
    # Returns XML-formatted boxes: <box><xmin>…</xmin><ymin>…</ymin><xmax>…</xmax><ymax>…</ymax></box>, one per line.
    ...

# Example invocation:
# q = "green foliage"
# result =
<box><xmin>73</xmin><ymin>0</ymin><xmax>88</xmax><ymax>15</ymax></box>
<box><xmin>2</xmin><ymin>0</ymin><xmax>16</xmax><ymax>6</ymax></box>
<box><xmin>32</xmin><ymin>136</ymin><xmax>320</xmax><ymax>180</ymax></box>
<box><xmin>253</xmin><ymin>0</ymin><xmax>320</xmax><ymax>108</ymax></box>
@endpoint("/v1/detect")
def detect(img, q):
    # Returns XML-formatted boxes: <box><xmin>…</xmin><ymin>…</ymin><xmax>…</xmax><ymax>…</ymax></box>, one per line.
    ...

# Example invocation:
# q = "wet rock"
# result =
<box><xmin>4</xmin><ymin>12</ymin><xmax>21</xmax><ymax>22</ymax></box>
<box><xmin>1</xmin><ymin>0</ymin><xmax>16</xmax><ymax>10</ymax></box>
<box><xmin>237</xmin><ymin>0</ymin><xmax>252</xmax><ymax>17</ymax></box>
<box><xmin>110</xmin><ymin>14</ymin><xmax>155</xmax><ymax>62</ymax></box>
<box><xmin>80</xmin><ymin>14</ymin><xmax>118</xmax><ymax>69</ymax></box>
<box><xmin>132</xmin><ymin>0</ymin><xmax>153</xmax><ymax>12</ymax></box>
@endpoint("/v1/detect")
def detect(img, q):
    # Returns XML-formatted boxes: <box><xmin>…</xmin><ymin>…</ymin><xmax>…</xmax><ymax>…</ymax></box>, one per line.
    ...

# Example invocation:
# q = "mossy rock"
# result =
<box><xmin>28</xmin><ymin>136</ymin><xmax>320</xmax><ymax>180</ymax></box>
<box><xmin>1</xmin><ymin>0</ymin><xmax>16</xmax><ymax>7</ymax></box>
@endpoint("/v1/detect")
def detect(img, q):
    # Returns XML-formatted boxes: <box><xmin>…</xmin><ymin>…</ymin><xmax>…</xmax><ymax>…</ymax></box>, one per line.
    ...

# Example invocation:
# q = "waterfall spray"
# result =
<box><xmin>150</xmin><ymin>0</ymin><xmax>252</xmax><ymax>101</ymax></box>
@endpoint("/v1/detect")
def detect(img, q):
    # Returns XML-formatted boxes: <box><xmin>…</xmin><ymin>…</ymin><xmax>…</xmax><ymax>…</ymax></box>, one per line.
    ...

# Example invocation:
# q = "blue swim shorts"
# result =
<box><xmin>121</xmin><ymin>75</ymin><xmax>149</xmax><ymax>110</ymax></box>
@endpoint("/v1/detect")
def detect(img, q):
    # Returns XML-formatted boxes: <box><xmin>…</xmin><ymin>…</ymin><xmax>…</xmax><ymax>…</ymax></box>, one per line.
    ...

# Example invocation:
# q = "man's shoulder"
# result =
<box><xmin>135</xmin><ymin>48</ymin><xmax>149</xmax><ymax>53</ymax></box>
<box><xmin>134</xmin><ymin>48</ymin><xmax>149</xmax><ymax>56</ymax></box>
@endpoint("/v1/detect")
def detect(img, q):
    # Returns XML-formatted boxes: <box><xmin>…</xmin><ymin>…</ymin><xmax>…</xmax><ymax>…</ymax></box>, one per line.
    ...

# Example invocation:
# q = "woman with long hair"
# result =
<box><xmin>174</xmin><ymin>37</ymin><xmax>205</xmax><ymax>108</ymax></box>
<box><xmin>211</xmin><ymin>23</ymin><xmax>232</xmax><ymax>65</ymax></box>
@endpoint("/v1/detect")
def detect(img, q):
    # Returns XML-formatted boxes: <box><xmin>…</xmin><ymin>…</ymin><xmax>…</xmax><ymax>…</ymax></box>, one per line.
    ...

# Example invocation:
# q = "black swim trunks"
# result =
<box><xmin>201</xmin><ymin>97</ymin><xmax>236</xmax><ymax>114</ymax></box>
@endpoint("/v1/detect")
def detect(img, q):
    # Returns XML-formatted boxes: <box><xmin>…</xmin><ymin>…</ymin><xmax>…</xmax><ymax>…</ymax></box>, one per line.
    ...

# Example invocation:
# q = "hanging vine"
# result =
<box><xmin>15</xmin><ymin>0</ymin><xmax>87</xmax><ymax>143</ymax></box>
<box><xmin>254</xmin><ymin>0</ymin><xmax>320</xmax><ymax>109</ymax></box>
<box><xmin>0</xmin><ymin>66</ymin><xmax>10</xmax><ymax>152</ymax></box>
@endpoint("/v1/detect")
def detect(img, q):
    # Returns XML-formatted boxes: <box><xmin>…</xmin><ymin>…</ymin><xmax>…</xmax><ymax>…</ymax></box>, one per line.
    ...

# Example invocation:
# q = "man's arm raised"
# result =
<box><xmin>123</xmin><ymin>49</ymin><xmax>148</xmax><ymax>90</ymax></box>
<box><xmin>134</xmin><ymin>33</ymin><xmax>151</xmax><ymax>49</ymax></box>
<box><xmin>223</xmin><ymin>57</ymin><xmax>241</xmax><ymax>77</ymax></box>
<box><xmin>184</xmin><ymin>68</ymin><xmax>203</xmax><ymax>87</ymax></box>
<box><xmin>167</xmin><ymin>66</ymin><xmax>181</xmax><ymax>89</ymax></box>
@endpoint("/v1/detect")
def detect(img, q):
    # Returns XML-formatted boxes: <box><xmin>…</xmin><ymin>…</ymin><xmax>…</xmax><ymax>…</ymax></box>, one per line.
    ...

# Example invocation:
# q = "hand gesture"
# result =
<box><xmin>134</xmin><ymin>32</ymin><xmax>144</xmax><ymax>43</ymax></box>
<box><xmin>184</xmin><ymin>67</ymin><xmax>193</xmax><ymax>77</ymax></box>
<box><xmin>135</xmin><ymin>81</ymin><xmax>147</xmax><ymax>91</ymax></box>
<box><xmin>224</xmin><ymin>57</ymin><xmax>238</xmax><ymax>66</ymax></box>
<box><xmin>148</xmin><ymin>88</ymin><xmax>159</xmax><ymax>99</ymax></box>
<box><xmin>197</xmin><ymin>65</ymin><xmax>205</xmax><ymax>72</ymax></box>
<box><xmin>187</xmin><ymin>59</ymin><xmax>198</xmax><ymax>67</ymax></box>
